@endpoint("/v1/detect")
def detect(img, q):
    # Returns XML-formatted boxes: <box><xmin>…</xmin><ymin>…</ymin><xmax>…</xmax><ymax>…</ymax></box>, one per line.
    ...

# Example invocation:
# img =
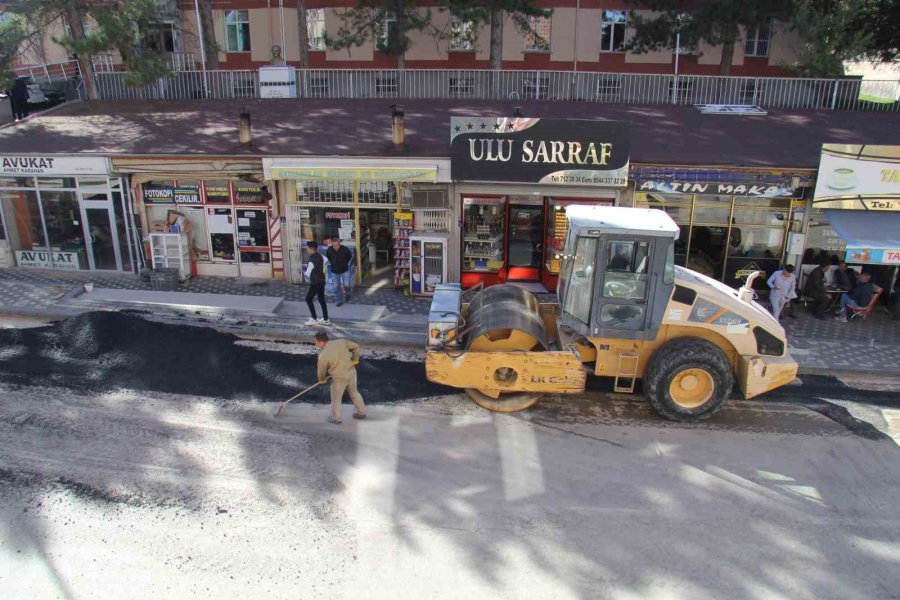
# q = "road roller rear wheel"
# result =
<box><xmin>465</xmin><ymin>388</ymin><xmax>544</xmax><ymax>413</ymax></box>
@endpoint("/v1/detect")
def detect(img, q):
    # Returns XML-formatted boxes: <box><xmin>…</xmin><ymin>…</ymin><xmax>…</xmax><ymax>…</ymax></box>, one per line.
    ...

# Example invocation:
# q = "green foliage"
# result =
<box><xmin>439</xmin><ymin>0</ymin><xmax>552</xmax><ymax>42</ymax></box>
<box><xmin>784</xmin><ymin>0</ymin><xmax>873</xmax><ymax>76</ymax></box>
<box><xmin>325</xmin><ymin>0</ymin><xmax>439</xmax><ymax>61</ymax></box>
<box><xmin>0</xmin><ymin>12</ymin><xmax>29</xmax><ymax>88</ymax></box>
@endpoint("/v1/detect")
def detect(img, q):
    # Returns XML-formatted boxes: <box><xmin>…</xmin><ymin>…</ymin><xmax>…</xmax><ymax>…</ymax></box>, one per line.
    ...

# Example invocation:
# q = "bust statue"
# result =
<box><xmin>270</xmin><ymin>44</ymin><xmax>286</xmax><ymax>66</ymax></box>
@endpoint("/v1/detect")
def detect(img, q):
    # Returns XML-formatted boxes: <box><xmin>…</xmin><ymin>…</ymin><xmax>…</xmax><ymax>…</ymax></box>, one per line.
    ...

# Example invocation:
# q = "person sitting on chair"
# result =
<box><xmin>803</xmin><ymin>259</ymin><xmax>831</xmax><ymax>320</ymax></box>
<box><xmin>835</xmin><ymin>272</ymin><xmax>874</xmax><ymax>323</ymax></box>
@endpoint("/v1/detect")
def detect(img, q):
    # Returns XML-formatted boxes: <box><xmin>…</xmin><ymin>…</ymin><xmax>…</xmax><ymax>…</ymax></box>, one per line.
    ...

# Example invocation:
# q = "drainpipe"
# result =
<box><xmin>571</xmin><ymin>0</ymin><xmax>580</xmax><ymax>100</ymax></box>
<box><xmin>280</xmin><ymin>0</ymin><xmax>287</xmax><ymax>60</ymax></box>
<box><xmin>193</xmin><ymin>0</ymin><xmax>209</xmax><ymax>97</ymax></box>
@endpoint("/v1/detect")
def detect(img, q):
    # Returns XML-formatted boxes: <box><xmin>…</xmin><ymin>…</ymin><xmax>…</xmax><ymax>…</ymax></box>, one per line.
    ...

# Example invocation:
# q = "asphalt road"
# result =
<box><xmin>1</xmin><ymin>315</ymin><xmax>899</xmax><ymax>599</ymax></box>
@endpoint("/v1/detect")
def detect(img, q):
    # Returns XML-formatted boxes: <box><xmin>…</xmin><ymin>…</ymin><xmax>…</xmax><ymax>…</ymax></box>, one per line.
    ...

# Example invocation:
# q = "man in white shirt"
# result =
<box><xmin>767</xmin><ymin>264</ymin><xmax>797</xmax><ymax>320</ymax></box>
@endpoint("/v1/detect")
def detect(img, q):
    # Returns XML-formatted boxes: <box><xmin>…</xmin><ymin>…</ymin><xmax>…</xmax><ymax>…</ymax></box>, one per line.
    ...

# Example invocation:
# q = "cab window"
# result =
<box><xmin>603</xmin><ymin>240</ymin><xmax>649</xmax><ymax>300</ymax></box>
<box><xmin>563</xmin><ymin>236</ymin><xmax>598</xmax><ymax>325</ymax></box>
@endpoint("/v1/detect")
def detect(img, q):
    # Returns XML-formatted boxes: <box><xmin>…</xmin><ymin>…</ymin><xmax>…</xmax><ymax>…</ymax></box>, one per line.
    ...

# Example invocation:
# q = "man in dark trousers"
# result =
<box><xmin>803</xmin><ymin>259</ymin><xmax>831</xmax><ymax>320</ymax></box>
<box><xmin>325</xmin><ymin>237</ymin><xmax>353</xmax><ymax>307</ymax></box>
<box><xmin>836</xmin><ymin>272</ymin><xmax>875</xmax><ymax>322</ymax></box>
<box><xmin>8</xmin><ymin>77</ymin><xmax>29</xmax><ymax>121</ymax></box>
<box><xmin>304</xmin><ymin>241</ymin><xmax>330</xmax><ymax>326</ymax></box>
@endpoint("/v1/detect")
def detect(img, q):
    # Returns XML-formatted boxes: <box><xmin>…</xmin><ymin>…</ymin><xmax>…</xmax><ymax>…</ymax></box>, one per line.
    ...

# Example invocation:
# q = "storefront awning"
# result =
<box><xmin>266</xmin><ymin>163</ymin><xmax>438</xmax><ymax>182</ymax></box>
<box><xmin>824</xmin><ymin>209</ymin><xmax>900</xmax><ymax>265</ymax></box>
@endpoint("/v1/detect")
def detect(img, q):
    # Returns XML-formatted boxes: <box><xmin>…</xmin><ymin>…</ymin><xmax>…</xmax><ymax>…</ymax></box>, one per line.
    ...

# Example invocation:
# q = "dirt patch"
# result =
<box><xmin>0</xmin><ymin>311</ymin><xmax>448</xmax><ymax>403</ymax></box>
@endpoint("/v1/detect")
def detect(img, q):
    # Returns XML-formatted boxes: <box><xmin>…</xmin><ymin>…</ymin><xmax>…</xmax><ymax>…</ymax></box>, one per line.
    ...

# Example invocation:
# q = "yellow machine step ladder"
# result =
<box><xmin>614</xmin><ymin>351</ymin><xmax>640</xmax><ymax>394</ymax></box>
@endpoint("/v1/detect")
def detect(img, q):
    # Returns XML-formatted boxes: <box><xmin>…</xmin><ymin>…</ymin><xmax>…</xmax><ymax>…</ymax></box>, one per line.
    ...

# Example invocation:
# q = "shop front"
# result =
<box><xmin>263</xmin><ymin>158</ymin><xmax>451</xmax><ymax>293</ymax></box>
<box><xmin>0</xmin><ymin>155</ymin><xmax>136</xmax><ymax>273</ymax></box>
<box><xmin>812</xmin><ymin>144</ymin><xmax>900</xmax><ymax>289</ymax></box>
<box><xmin>115</xmin><ymin>158</ymin><xmax>280</xmax><ymax>279</ymax></box>
<box><xmin>632</xmin><ymin>167</ymin><xmax>811</xmax><ymax>291</ymax></box>
<box><xmin>450</xmin><ymin>117</ymin><xmax>630</xmax><ymax>290</ymax></box>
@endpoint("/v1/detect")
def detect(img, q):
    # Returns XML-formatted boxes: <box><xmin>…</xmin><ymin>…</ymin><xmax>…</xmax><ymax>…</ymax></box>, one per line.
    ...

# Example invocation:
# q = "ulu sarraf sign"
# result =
<box><xmin>450</xmin><ymin>117</ymin><xmax>630</xmax><ymax>186</ymax></box>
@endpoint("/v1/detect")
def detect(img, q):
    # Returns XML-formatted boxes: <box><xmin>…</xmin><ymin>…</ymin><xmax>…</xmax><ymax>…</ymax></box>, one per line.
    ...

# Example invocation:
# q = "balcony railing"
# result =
<box><xmin>88</xmin><ymin>68</ymin><xmax>898</xmax><ymax>111</ymax></box>
<box><xmin>12</xmin><ymin>60</ymin><xmax>87</xmax><ymax>101</ymax></box>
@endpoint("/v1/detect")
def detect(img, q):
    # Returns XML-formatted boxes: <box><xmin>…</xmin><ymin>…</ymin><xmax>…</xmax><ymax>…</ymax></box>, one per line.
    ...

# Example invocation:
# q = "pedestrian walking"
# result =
<box><xmin>835</xmin><ymin>272</ymin><xmax>875</xmax><ymax>322</ymax></box>
<box><xmin>325</xmin><ymin>238</ymin><xmax>353</xmax><ymax>307</ymax></box>
<box><xmin>767</xmin><ymin>264</ymin><xmax>797</xmax><ymax>320</ymax></box>
<box><xmin>315</xmin><ymin>331</ymin><xmax>366</xmax><ymax>424</ymax></box>
<box><xmin>304</xmin><ymin>241</ymin><xmax>331</xmax><ymax>326</ymax></box>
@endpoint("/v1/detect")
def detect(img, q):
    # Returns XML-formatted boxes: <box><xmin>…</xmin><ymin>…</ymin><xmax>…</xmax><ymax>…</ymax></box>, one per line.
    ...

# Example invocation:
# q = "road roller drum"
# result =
<box><xmin>465</xmin><ymin>285</ymin><xmax>548</xmax><ymax>352</ymax></box>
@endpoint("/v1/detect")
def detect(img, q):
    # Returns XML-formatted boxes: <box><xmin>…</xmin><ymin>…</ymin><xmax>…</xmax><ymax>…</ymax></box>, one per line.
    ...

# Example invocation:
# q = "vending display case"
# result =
<box><xmin>393</xmin><ymin>212</ymin><xmax>413</xmax><ymax>288</ymax></box>
<box><xmin>410</xmin><ymin>232</ymin><xmax>448</xmax><ymax>296</ymax></box>
<box><xmin>462</xmin><ymin>197</ymin><xmax>505</xmax><ymax>274</ymax></box>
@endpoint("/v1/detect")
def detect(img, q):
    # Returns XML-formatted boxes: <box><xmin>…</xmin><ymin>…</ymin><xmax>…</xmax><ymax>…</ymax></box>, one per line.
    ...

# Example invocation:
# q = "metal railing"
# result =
<box><xmin>90</xmin><ymin>68</ymin><xmax>900</xmax><ymax>111</ymax></box>
<box><xmin>12</xmin><ymin>60</ymin><xmax>87</xmax><ymax>100</ymax></box>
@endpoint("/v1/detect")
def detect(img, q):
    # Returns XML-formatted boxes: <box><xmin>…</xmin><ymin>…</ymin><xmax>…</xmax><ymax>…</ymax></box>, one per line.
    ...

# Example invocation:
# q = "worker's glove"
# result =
<box><xmin>319</xmin><ymin>379</ymin><xmax>328</xmax><ymax>385</ymax></box>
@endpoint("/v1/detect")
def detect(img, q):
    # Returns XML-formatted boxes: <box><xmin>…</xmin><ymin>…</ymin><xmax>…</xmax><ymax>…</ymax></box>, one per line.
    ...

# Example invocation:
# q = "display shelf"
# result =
<box><xmin>392</xmin><ymin>212</ymin><xmax>414</xmax><ymax>288</ymax></box>
<box><xmin>150</xmin><ymin>232</ymin><xmax>191</xmax><ymax>281</ymax></box>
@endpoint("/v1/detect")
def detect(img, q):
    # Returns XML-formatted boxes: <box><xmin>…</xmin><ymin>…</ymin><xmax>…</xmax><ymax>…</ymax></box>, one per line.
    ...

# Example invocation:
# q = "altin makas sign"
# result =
<box><xmin>450</xmin><ymin>117</ymin><xmax>629</xmax><ymax>186</ymax></box>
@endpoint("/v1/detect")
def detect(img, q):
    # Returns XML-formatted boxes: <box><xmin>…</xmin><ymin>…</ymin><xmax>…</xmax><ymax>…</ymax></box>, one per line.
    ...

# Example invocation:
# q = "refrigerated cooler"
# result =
<box><xmin>410</xmin><ymin>233</ymin><xmax>448</xmax><ymax>296</ymax></box>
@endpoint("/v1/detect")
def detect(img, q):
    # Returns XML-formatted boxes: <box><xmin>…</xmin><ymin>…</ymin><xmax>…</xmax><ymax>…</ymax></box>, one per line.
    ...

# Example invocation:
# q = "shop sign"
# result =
<box><xmin>638</xmin><ymin>180</ymin><xmax>800</xmax><ymax>198</ymax></box>
<box><xmin>143</xmin><ymin>183</ymin><xmax>174</xmax><ymax>204</ymax></box>
<box><xmin>845</xmin><ymin>247</ymin><xmax>900</xmax><ymax>265</ymax></box>
<box><xmin>450</xmin><ymin>117</ymin><xmax>630</xmax><ymax>186</ymax></box>
<box><xmin>235</xmin><ymin>183</ymin><xmax>268</xmax><ymax>204</ymax></box>
<box><xmin>269</xmin><ymin>166</ymin><xmax>438</xmax><ymax>182</ymax></box>
<box><xmin>813</xmin><ymin>144</ymin><xmax>900</xmax><ymax>209</ymax></box>
<box><xmin>325</xmin><ymin>211</ymin><xmax>352</xmax><ymax>219</ymax></box>
<box><xmin>0</xmin><ymin>155</ymin><xmax>108</xmax><ymax>176</ymax></box>
<box><xmin>205</xmin><ymin>182</ymin><xmax>231</xmax><ymax>203</ymax></box>
<box><xmin>173</xmin><ymin>184</ymin><xmax>200</xmax><ymax>204</ymax></box>
<box><xmin>16</xmin><ymin>250</ymin><xmax>80</xmax><ymax>270</ymax></box>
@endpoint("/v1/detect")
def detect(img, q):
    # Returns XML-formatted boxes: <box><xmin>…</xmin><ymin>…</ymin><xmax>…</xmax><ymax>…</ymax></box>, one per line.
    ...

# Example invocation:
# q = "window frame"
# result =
<box><xmin>379</xmin><ymin>10</ymin><xmax>399</xmax><ymax>50</ymax></box>
<box><xmin>524</xmin><ymin>15</ymin><xmax>551</xmax><ymax>52</ymax></box>
<box><xmin>744</xmin><ymin>20</ymin><xmax>772</xmax><ymax>57</ymax></box>
<box><xmin>307</xmin><ymin>8</ymin><xmax>326</xmax><ymax>51</ymax></box>
<box><xmin>224</xmin><ymin>10</ymin><xmax>251</xmax><ymax>53</ymax></box>
<box><xmin>600</xmin><ymin>10</ymin><xmax>628</xmax><ymax>53</ymax></box>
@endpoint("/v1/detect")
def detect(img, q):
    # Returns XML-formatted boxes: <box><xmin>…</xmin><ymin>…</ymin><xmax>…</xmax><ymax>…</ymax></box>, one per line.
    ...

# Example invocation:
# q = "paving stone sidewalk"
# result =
<box><xmin>2</xmin><ymin>267</ymin><xmax>899</xmax><ymax>375</ymax></box>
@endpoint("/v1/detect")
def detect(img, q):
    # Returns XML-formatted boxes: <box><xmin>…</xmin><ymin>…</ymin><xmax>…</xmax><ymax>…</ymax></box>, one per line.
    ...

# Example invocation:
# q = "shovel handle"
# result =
<box><xmin>274</xmin><ymin>377</ymin><xmax>330</xmax><ymax>417</ymax></box>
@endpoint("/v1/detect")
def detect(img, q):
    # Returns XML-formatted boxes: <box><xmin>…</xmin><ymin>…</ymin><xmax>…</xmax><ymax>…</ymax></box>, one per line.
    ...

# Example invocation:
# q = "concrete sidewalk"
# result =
<box><xmin>1</xmin><ymin>270</ymin><xmax>899</xmax><ymax>375</ymax></box>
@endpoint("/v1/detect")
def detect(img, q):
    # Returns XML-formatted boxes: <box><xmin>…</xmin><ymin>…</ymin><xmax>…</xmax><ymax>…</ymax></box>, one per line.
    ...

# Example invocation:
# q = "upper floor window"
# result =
<box><xmin>225</xmin><ymin>10</ymin><xmax>251</xmax><ymax>52</ymax></box>
<box><xmin>525</xmin><ymin>16</ymin><xmax>551</xmax><ymax>52</ymax></box>
<box><xmin>307</xmin><ymin>8</ymin><xmax>325</xmax><ymax>50</ymax></box>
<box><xmin>449</xmin><ymin>15</ymin><xmax>475</xmax><ymax>51</ymax></box>
<box><xmin>600</xmin><ymin>10</ymin><xmax>627</xmax><ymax>53</ymax></box>
<box><xmin>379</xmin><ymin>10</ymin><xmax>399</xmax><ymax>50</ymax></box>
<box><xmin>745</xmin><ymin>21</ymin><xmax>772</xmax><ymax>57</ymax></box>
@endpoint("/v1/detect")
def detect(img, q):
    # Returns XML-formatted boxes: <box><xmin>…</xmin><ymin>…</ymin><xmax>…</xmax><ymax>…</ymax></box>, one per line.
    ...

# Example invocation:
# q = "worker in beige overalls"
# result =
<box><xmin>315</xmin><ymin>331</ymin><xmax>367</xmax><ymax>424</ymax></box>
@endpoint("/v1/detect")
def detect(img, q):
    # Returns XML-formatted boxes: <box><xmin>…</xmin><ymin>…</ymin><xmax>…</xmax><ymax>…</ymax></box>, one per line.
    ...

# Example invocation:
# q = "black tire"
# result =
<box><xmin>643</xmin><ymin>337</ymin><xmax>733</xmax><ymax>421</ymax></box>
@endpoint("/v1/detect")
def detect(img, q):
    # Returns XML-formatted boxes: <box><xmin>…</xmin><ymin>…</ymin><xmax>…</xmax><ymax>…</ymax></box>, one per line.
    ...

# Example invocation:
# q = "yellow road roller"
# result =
<box><xmin>425</xmin><ymin>205</ymin><xmax>798</xmax><ymax>421</ymax></box>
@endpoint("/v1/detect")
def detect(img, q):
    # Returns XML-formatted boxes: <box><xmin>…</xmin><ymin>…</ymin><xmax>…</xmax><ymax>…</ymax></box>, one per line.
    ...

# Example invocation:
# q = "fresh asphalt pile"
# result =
<box><xmin>0</xmin><ymin>311</ymin><xmax>448</xmax><ymax>402</ymax></box>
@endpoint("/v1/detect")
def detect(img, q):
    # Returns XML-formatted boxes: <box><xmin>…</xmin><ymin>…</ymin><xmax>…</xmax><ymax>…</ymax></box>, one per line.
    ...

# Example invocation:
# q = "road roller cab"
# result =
<box><xmin>425</xmin><ymin>205</ymin><xmax>798</xmax><ymax>421</ymax></box>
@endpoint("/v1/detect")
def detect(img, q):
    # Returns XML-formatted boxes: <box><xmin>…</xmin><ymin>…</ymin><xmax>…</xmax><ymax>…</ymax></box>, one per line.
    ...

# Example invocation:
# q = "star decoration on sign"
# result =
<box><xmin>454</xmin><ymin>125</ymin><xmax>461</xmax><ymax>132</ymax></box>
<box><xmin>466</xmin><ymin>122</ymin><xmax>474</xmax><ymax>130</ymax></box>
<box><xmin>507</xmin><ymin>123</ymin><xmax>516</xmax><ymax>130</ymax></box>
<box><xmin>493</xmin><ymin>123</ymin><xmax>500</xmax><ymax>130</ymax></box>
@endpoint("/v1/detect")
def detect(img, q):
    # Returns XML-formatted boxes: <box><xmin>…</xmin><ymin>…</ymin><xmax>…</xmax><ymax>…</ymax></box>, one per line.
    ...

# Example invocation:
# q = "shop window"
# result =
<box><xmin>450</xmin><ymin>15</ymin><xmax>476</xmax><ymax>51</ymax></box>
<box><xmin>745</xmin><ymin>21</ymin><xmax>772</xmax><ymax>57</ymax></box>
<box><xmin>225</xmin><ymin>10</ymin><xmax>251</xmax><ymax>53</ymax></box>
<box><xmin>204</xmin><ymin>181</ymin><xmax>231</xmax><ymax>204</ymax></box>
<box><xmin>692</xmin><ymin>195</ymin><xmax>732</xmax><ymax>224</ymax></box>
<box><xmin>0</xmin><ymin>177</ymin><xmax>34</xmax><ymax>188</ymax></box>
<box><xmin>803</xmin><ymin>207</ymin><xmax>846</xmax><ymax>265</ymax></box>
<box><xmin>525</xmin><ymin>16</ymin><xmax>551</xmax><ymax>52</ymax></box>
<box><xmin>236</xmin><ymin>208</ymin><xmax>270</xmax><ymax>257</ymax></box>
<box><xmin>111</xmin><ymin>191</ymin><xmax>135</xmax><ymax>272</ymax></box>
<box><xmin>208</xmin><ymin>208</ymin><xmax>236</xmax><ymax>262</ymax></box>
<box><xmin>307</xmin><ymin>8</ymin><xmax>325</xmax><ymax>51</ymax></box>
<box><xmin>77</xmin><ymin>176</ymin><xmax>110</xmax><ymax>190</ymax></box>
<box><xmin>600</xmin><ymin>10</ymin><xmax>627</xmax><ymax>53</ymax></box>
<box><xmin>42</xmin><ymin>190</ymin><xmax>89</xmax><ymax>271</ymax></box>
<box><xmin>462</xmin><ymin>197</ymin><xmax>505</xmax><ymax>273</ymax></box>
<box><xmin>1</xmin><ymin>189</ymin><xmax>47</xmax><ymax>261</ymax></box>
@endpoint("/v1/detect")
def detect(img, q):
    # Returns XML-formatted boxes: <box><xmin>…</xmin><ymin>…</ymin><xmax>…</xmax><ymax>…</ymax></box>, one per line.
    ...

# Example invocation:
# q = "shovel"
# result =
<box><xmin>274</xmin><ymin>377</ymin><xmax>330</xmax><ymax>417</ymax></box>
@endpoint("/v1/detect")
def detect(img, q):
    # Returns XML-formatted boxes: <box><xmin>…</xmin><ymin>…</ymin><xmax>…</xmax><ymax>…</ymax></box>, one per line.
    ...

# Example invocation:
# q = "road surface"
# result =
<box><xmin>1</xmin><ymin>314</ymin><xmax>899</xmax><ymax>600</ymax></box>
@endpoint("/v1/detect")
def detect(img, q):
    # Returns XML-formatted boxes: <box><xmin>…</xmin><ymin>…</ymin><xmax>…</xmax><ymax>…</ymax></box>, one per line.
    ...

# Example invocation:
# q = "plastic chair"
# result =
<box><xmin>848</xmin><ymin>288</ymin><xmax>883</xmax><ymax>321</ymax></box>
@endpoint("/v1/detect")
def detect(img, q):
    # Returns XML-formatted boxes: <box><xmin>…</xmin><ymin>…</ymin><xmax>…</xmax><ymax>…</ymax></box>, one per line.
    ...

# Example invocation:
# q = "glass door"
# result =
<box><xmin>507</xmin><ymin>201</ymin><xmax>544</xmax><ymax>281</ymax></box>
<box><xmin>79</xmin><ymin>197</ymin><xmax>123</xmax><ymax>271</ymax></box>
<box><xmin>423</xmin><ymin>241</ymin><xmax>444</xmax><ymax>293</ymax></box>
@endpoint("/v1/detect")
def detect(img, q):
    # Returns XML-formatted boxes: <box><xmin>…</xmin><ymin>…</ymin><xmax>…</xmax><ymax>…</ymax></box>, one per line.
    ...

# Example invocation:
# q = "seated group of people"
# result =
<box><xmin>802</xmin><ymin>260</ymin><xmax>878</xmax><ymax>322</ymax></box>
